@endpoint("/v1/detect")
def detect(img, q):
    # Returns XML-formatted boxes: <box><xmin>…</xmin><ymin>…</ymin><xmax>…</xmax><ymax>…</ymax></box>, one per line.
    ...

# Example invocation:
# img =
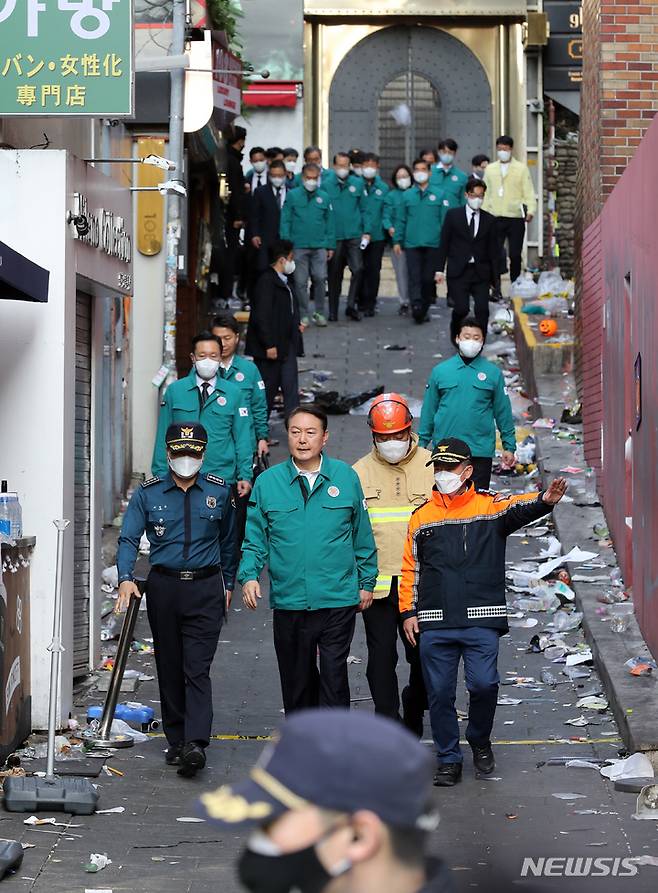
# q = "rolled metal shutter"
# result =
<box><xmin>74</xmin><ymin>291</ymin><xmax>92</xmax><ymax>677</ymax></box>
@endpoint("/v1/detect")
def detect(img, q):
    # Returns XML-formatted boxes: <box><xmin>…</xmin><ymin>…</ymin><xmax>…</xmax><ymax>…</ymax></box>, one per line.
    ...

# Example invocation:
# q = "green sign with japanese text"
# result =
<box><xmin>0</xmin><ymin>0</ymin><xmax>133</xmax><ymax>116</ymax></box>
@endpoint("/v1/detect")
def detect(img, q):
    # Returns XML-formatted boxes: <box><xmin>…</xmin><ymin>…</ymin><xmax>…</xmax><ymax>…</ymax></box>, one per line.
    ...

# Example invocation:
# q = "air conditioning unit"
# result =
<box><xmin>525</xmin><ymin>12</ymin><xmax>549</xmax><ymax>47</ymax></box>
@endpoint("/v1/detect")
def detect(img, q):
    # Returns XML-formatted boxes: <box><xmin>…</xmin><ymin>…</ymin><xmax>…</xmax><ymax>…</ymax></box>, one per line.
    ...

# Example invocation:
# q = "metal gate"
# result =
<box><xmin>377</xmin><ymin>72</ymin><xmax>441</xmax><ymax>176</ymax></box>
<box><xmin>329</xmin><ymin>25</ymin><xmax>492</xmax><ymax>182</ymax></box>
<box><xmin>74</xmin><ymin>291</ymin><xmax>92</xmax><ymax>677</ymax></box>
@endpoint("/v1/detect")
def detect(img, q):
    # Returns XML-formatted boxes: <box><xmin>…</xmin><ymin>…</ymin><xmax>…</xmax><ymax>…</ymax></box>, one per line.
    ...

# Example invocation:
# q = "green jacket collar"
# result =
<box><xmin>286</xmin><ymin>454</ymin><xmax>333</xmax><ymax>484</ymax></box>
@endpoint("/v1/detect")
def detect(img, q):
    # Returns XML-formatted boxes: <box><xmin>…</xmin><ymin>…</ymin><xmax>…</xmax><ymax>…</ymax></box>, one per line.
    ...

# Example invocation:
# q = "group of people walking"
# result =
<box><xmin>221</xmin><ymin>127</ymin><xmax>536</xmax><ymax>340</ymax></box>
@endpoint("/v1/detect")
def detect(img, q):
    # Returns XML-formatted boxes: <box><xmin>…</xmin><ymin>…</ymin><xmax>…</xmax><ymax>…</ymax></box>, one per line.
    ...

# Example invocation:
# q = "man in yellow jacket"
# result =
<box><xmin>353</xmin><ymin>394</ymin><xmax>434</xmax><ymax>727</ymax></box>
<box><xmin>483</xmin><ymin>135</ymin><xmax>536</xmax><ymax>294</ymax></box>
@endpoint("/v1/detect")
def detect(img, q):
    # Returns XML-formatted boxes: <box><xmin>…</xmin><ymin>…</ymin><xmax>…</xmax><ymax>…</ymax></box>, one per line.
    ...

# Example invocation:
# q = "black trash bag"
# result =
<box><xmin>312</xmin><ymin>385</ymin><xmax>384</xmax><ymax>415</ymax></box>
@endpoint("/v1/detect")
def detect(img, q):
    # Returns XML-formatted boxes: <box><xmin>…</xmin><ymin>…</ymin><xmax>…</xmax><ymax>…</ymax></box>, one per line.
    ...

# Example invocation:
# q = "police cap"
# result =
<box><xmin>165</xmin><ymin>422</ymin><xmax>208</xmax><ymax>454</ymax></box>
<box><xmin>198</xmin><ymin>709</ymin><xmax>436</xmax><ymax>830</ymax></box>
<box><xmin>426</xmin><ymin>437</ymin><xmax>472</xmax><ymax>466</ymax></box>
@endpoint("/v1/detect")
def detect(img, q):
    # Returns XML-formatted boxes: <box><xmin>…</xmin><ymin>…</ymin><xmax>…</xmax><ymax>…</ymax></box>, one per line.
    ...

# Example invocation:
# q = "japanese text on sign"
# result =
<box><xmin>0</xmin><ymin>0</ymin><xmax>133</xmax><ymax>116</ymax></box>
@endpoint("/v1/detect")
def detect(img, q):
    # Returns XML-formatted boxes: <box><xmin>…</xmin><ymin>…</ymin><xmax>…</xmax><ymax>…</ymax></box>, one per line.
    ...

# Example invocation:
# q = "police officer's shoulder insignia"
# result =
<box><xmin>206</xmin><ymin>473</ymin><xmax>225</xmax><ymax>486</ymax></box>
<box><xmin>217</xmin><ymin>395</ymin><xmax>227</xmax><ymax>406</ymax></box>
<box><xmin>477</xmin><ymin>372</ymin><xmax>487</xmax><ymax>381</ymax></box>
<box><xmin>206</xmin><ymin>495</ymin><xmax>217</xmax><ymax>509</ymax></box>
<box><xmin>141</xmin><ymin>476</ymin><xmax>161</xmax><ymax>488</ymax></box>
<box><xmin>239</xmin><ymin>406</ymin><xmax>249</xmax><ymax>417</ymax></box>
<box><xmin>327</xmin><ymin>486</ymin><xmax>340</xmax><ymax>498</ymax></box>
<box><xmin>235</xmin><ymin>371</ymin><xmax>245</xmax><ymax>382</ymax></box>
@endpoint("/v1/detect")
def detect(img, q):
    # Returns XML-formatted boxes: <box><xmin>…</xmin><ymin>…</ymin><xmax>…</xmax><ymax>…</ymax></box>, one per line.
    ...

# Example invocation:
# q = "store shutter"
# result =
<box><xmin>74</xmin><ymin>291</ymin><xmax>92</xmax><ymax>676</ymax></box>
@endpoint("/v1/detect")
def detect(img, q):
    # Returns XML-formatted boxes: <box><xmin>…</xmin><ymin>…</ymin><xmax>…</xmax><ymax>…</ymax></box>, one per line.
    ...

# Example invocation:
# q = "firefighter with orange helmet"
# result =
<box><xmin>353</xmin><ymin>394</ymin><xmax>434</xmax><ymax>731</ymax></box>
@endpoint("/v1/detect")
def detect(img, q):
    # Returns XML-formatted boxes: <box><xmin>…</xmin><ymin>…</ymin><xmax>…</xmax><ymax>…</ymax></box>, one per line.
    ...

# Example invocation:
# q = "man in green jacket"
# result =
<box><xmin>324</xmin><ymin>153</ymin><xmax>368</xmax><ymax>323</ymax></box>
<box><xmin>280</xmin><ymin>163</ymin><xmax>336</xmax><ymax>327</ymax></box>
<box><xmin>418</xmin><ymin>317</ymin><xmax>516</xmax><ymax>490</ymax></box>
<box><xmin>240</xmin><ymin>405</ymin><xmax>378</xmax><ymax>713</ymax></box>
<box><xmin>152</xmin><ymin>332</ymin><xmax>254</xmax><ymax>497</ymax></box>
<box><xmin>394</xmin><ymin>158</ymin><xmax>456</xmax><ymax>324</ymax></box>
<box><xmin>430</xmin><ymin>138</ymin><xmax>469</xmax><ymax>206</ymax></box>
<box><xmin>358</xmin><ymin>152</ymin><xmax>390</xmax><ymax>317</ymax></box>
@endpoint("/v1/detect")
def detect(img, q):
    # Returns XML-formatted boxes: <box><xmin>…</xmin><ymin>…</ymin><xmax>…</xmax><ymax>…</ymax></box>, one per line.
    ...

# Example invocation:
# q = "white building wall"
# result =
<box><xmin>0</xmin><ymin>151</ymin><xmax>75</xmax><ymax>727</ymax></box>
<box><xmin>236</xmin><ymin>103</ymin><xmax>305</xmax><ymax>173</ymax></box>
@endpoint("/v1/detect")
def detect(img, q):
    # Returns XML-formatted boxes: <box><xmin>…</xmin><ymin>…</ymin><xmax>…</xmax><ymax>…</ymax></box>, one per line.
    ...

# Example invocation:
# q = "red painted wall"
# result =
<box><xmin>581</xmin><ymin>114</ymin><xmax>658</xmax><ymax>658</ymax></box>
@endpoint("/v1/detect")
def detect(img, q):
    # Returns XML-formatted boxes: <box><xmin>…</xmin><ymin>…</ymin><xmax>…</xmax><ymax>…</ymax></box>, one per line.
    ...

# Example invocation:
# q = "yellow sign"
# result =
<box><xmin>136</xmin><ymin>137</ymin><xmax>165</xmax><ymax>256</ymax></box>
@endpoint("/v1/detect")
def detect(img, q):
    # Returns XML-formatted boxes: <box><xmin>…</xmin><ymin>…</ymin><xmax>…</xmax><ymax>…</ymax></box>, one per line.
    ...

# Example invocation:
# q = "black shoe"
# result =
<box><xmin>177</xmin><ymin>742</ymin><xmax>206</xmax><ymax>778</ymax></box>
<box><xmin>433</xmin><ymin>763</ymin><xmax>463</xmax><ymax>787</ymax></box>
<box><xmin>165</xmin><ymin>744</ymin><xmax>183</xmax><ymax>766</ymax></box>
<box><xmin>345</xmin><ymin>306</ymin><xmax>362</xmax><ymax>321</ymax></box>
<box><xmin>471</xmin><ymin>742</ymin><xmax>495</xmax><ymax>775</ymax></box>
<box><xmin>446</xmin><ymin>295</ymin><xmax>455</xmax><ymax>308</ymax></box>
<box><xmin>490</xmin><ymin>287</ymin><xmax>502</xmax><ymax>303</ymax></box>
<box><xmin>398</xmin><ymin>303</ymin><xmax>409</xmax><ymax>316</ymax></box>
<box><xmin>328</xmin><ymin>313</ymin><xmax>338</xmax><ymax>322</ymax></box>
<box><xmin>411</xmin><ymin>305</ymin><xmax>425</xmax><ymax>324</ymax></box>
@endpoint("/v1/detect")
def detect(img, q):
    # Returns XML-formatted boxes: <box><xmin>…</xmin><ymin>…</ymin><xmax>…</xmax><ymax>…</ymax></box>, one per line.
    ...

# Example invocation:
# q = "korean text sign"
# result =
<box><xmin>0</xmin><ymin>0</ymin><xmax>133</xmax><ymax>115</ymax></box>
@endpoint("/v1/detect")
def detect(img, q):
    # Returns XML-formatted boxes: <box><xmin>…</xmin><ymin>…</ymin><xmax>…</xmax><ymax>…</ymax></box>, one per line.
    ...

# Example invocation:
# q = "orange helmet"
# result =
<box><xmin>368</xmin><ymin>393</ymin><xmax>413</xmax><ymax>434</ymax></box>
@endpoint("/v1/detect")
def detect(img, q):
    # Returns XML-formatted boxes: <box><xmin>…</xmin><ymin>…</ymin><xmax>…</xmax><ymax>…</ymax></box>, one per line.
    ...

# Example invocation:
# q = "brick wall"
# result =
<box><xmin>577</xmin><ymin>0</ymin><xmax>658</xmax><ymax>228</ymax></box>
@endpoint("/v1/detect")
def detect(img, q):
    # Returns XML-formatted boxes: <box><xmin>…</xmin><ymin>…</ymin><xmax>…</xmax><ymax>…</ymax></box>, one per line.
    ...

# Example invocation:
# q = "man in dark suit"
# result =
<box><xmin>219</xmin><ymin>124</ymin><xmax>248</xmax><ymax>307</ymax></box>
<box><xmin>435</xmin><ymin>178</ymin><xmax>499</xmax><ymax>343</ymax></box>
<box><xmin>246</xmin><ymin>239</ymin><xmax>304</xmax><ymax>419</ymax></box>
<box><xmin>249</xmin><ymin>159</ymin><xmax>288</xmax><ymax>273</ymax></box>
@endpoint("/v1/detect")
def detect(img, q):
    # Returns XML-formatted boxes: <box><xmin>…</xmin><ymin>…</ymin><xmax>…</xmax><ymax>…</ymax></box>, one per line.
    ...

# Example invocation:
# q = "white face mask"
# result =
<box><xmin>376</xmin><ymin>438</ymin><xmax>410</xmax><ymax>464</ymax></box>
<box><xmin>253</xmin><ymin>160</ymin><xmax>267</xmax><ymax>173</ymax></box>
<box><xmin>335</xmin><ymin>167</ymin><xmax>350</xmax><ymax>180</ymax></box>
<box><xmin>413</xmin><ymin>170</ymin><xmax>429</xmax><ymax>184</ymax></box>
<box><xmin>352</xmin><ymin>166</ymin><xmax>363</xmax><ymax>177</ymax></box>
<box><xmin>467</xmin><ymin>196</ymin><xmax>483</xmax><ymax>210</ymax></box>
<box><xmin>435</xmin><ymin>469</ymin><xmax>465</xmax><ymax>495</ymax></box>
<box><xmin>363</xmin><ymin>166</ymin><xmax>378</xmax><ymax>180</ymax></box>
<box><xmin>284</xmin><ymin>259</ymin><xmax>296</xmax><ymax>275</ymax></box>
<box><xmin>439</xmin><ymin>153</ymin><xmax>454</xmax><ymax>166</ymax></box>
<box><xmin>195</xmin><ymin>358</ymin><xmax>220</xmax><ymax>380</ymax></box>
<box><xmin>304</xmin><ymin>179</ymin><xmax>318</xmax><ymax>192</ymax></box>
<box><xmin>270</xmin><ymin>176</ymin><xmax>285</xmax><ymax>188</ymax></box>
<box><xmin>169</xmin><ymin>455</ymin><xmax>203</xmax><ymax>479</ymax></box>
<box><xmin>396</xmin><ymin>177</ymin><xmax>411</xmax><ymax>190</ymax></box>
<box><xmin>285</xmin><ymin>160</ymin><xmax>297</xmax><ymax>173</ymax></box>
<box><xmin>497</xmin><ymin>149</ymin><xmax>512</xmax><ymax>163</ymax></box>
<box><xmin>458</xmin><ymin>339</ymin><xmax>483</xmax><ymax>359</ymax></box>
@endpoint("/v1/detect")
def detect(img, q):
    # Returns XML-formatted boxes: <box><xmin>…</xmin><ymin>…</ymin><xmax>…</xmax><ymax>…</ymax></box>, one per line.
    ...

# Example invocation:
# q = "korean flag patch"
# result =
<box><xmin>239</xmin><ymin>407</ymin><xmax>249</xmax><ymax>417</ymax></box>
<box><xmin>257</xmin><ymin>380</ymin><xmax>266</xmax><ymax>390</ymax></box>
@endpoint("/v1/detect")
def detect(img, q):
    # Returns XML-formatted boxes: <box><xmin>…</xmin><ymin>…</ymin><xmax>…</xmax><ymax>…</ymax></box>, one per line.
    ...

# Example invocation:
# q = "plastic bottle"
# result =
<box><xmin>0</xmin><ymin>481</ymin><xmax>11</xmax><ymax>538</ymax></box>
<box><xmin>0</xmin><ymin>482</ymin><xmax>22</xmax><ymax>540</ymax></box>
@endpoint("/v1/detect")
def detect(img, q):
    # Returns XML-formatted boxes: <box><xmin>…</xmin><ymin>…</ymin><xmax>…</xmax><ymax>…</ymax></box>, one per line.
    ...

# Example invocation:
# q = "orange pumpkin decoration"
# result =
<box><xmin>539</xmin><ymin>318</ymin><xmax>558</xmax><ymax>337</ymax></box>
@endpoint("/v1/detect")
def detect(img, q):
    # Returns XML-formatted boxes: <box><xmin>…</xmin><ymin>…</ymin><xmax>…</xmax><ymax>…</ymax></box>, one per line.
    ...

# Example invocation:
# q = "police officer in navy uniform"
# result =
<box><xmin>116</xmin><ymin>423</ymin><xmax>237</xmax><ymax>778</ymax></box>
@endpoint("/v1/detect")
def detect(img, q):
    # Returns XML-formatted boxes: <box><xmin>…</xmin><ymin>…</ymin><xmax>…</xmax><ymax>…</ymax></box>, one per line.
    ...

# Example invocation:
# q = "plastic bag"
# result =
<box><xmin>510</xmin><ymin>272</ymin><xmax>539</xmax><ymax>300</ymax></box>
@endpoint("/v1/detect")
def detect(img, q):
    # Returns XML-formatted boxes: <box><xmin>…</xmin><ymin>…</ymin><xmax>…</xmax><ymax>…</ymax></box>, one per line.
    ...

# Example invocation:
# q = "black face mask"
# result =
<box><xmin>238</xmin><ymin>843</ymin><xmax>334</xmax><ymax>893</ymax></box>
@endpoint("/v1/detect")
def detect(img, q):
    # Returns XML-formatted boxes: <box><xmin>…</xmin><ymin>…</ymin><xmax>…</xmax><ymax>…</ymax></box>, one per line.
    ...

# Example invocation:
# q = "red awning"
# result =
<box><xmin>243</xmin><ymin>82</ymin><xmax>299</xmax><ymax>108</ymax></box>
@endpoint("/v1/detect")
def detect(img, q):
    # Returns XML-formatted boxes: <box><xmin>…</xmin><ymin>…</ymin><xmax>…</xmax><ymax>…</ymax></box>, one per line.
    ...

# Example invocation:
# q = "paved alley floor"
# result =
<box><xmin>3</xmin><ymin>293</ymin><xmax>658</xmax><ymax>892</ymax></box>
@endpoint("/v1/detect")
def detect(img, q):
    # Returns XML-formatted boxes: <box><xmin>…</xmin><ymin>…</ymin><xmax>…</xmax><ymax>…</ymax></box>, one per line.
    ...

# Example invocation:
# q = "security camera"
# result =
<box><xmin>157</xmin><ymin>180</ymin><xmax>187</xmax><ymax>197</ymax></box>
<box><xmin>143</xmin><ymin>154</ymin><xmax>176</xmax><ymax>171</ymax></box>
<box><xmin>66</xmin><ymin>211</ymin><xmax>90</xmax><ymax>237</ymax></box>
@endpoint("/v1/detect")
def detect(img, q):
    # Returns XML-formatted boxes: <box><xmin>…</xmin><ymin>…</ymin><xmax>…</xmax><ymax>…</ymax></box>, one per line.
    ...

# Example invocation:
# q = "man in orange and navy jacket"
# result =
<box><xmin>400</xmin><ymin>437</ymin><xmax>567</xmax><ymax>788</ymax></box>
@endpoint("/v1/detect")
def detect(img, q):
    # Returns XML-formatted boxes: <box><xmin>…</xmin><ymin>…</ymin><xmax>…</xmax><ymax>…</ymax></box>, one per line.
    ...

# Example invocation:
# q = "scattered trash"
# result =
<box><xmin>85</xmin><ymin>854</ymin><xmax>112</xmax><ymax>873</ymax></box>
<box><xmin>608</xmin><ymin>602</ymin><xmax>634</xmax><ymax>633</ymax></box>
<box><xmin>566</xmin><ymin>648</ymin><xmax>592</xmax><ymax>666</ymax></box>
<box><xmin>540</xmin><ymin>670</ymin><xmax>558</xmax><ymax>685</ymax></box>
<box><xmin>24</xmin><ymin>816</ymin><xmax>82</xmax><ymax>827</ymax></box>
<box><xmin>628</xmin><ymin>855</ymin><xmax>658</xmax><ymax>867</ymax></box>
<box><xmin>551</xmin><ymin>792</ymin><xmax>587</xmax><ymax>800</ymax></box>
<box><xmin>564</xmin><ymin>716</ymin><xmax>589</xmax><ymax>727</ymax></box>
<box><xmin>95</xmin><ymin>807</ymin><xmax>125</xmax><ymax>814</ymax></box>
<box><xmin>392</xmin><ymin>368</ymin><xmax>413</xmax><ymax>375</ymax></box>
<box><xmin>575</xmin><ymin>696</ymin><xmax>608</xmax><ymax>711</ymax></box>
<box><xmin>105</xmin><ymin>718</ymin><xmax>149</xmax><ymax>743</ymax></box>
<box><xmin>313</xmin><ymin>385</ymin><xmax>384</xmax><ymax>415</ymax></box>
<box><xmin>497</xmin><ymin>697</ymin><xmax>523</xmax><ymax>706</ymax></box>
<box><xmin>625</xmin><ymin>656</ymin><xmax>657</xmax><ymax>676</ymax></box>
<box><xmin>383</xmin><ymin>344</ymin><xmax>407</xmax><ymax>351</ymax></box>
<box><xmin>563</xmin><ymin>666</ymin><xmax>592</xmax><ymax>680</ymax></box>
<box><xmin>508</xmin><ymin>617</ymin><xmax>538</xmax><ymax>628</ymax></box>
<box><xmin>101</xmin><ymin>566</ymin><xmax>119</xmax><ymax>588</ymax></box>
<box><xmin>532</xmin><ymin>418</ymin><xmax>556</xmax><ymax>429</ymax></box>
<box><xmin>176</xmin><ymin>817</ymin><xmax>205</xmax><ymax>823</ymax></box>
<box><xmin>551</xmin><ymin>612</ymin><xmax>584</xmax><ymax>634</ymax></box>
<box><xmin>560</xmin><ymin>760</ymin><xmax>605</xmax><ymax>770</ymax></box>
<box><xmin>601</xmin><ymin>753</ymin><xmax>654</xmax><ymax>782</ymax></box>
<box><xmin>633</xmin><ymin>785</ymin><xmax>658</xmax><ymax>821</ymax></box>
<box><xmin>346</xmin><ymin>656</ymin><xmax>362</xmax><ymax>665</ymax></box>
<box><xmin>537</xmin><ymin>548</ymin><xmax>598</xmax><ymax>579</ymax></box>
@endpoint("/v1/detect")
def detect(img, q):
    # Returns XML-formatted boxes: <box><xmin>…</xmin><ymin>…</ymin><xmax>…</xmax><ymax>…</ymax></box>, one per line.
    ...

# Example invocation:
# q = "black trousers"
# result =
<box><xmin>328</xmin><ymin>238</ymin><xmax>362</xmax><ymax>316</ymax></box>
<box><xmin>362</xmin><ymin>582</ymin><xmax>400</xmax><ymax>719</ymax></box>
<box><xmin>273</xmin><ymin>606</ymin><xmax>357</xmax><ymax>714</ymax></box>
<box><xmin>449</xmin><ymin>265</ymin><xmax>490</xmax><ymax>342</ymax></box>
<box><xmin>220</xmin><ymin>226</ymin><xmax>242</xmax><ymax>301</ymax></box>
<box><xmin>470</xmin><ymin>457</ymin><xmax>493</xmax><ymax>491</ymax></box>
<box><xmin>495</xmin><ymin>217</ymin><xmax>526</xmax><ymax>282</ymax></box>
<box><xmin>406</xmin><ymin>247</ymin><xmax>442</xmax><ymax>323</ymax></box>
<box><xmin>146</xmin><ymin>569</ymin><xmax>225</xmax><ymax>748</ymax></box>
<box><xmin>232</xmin><ymin>483</ymin><xmax>249</xmax><ymax>554</ymax></box>
<box><xmin>400</xmin><ymin>617</ymin><xmax>429</xmax><ymax>732</ymax></box>
<box><xmin>255</xmin><ymin>351</ymin><xmax>299</xmax><ymax>419</ymax></box>
<box><xmin>358</xmin><ymin>240</ymin><xmax>386</xmax><ymax>312</ymax></box>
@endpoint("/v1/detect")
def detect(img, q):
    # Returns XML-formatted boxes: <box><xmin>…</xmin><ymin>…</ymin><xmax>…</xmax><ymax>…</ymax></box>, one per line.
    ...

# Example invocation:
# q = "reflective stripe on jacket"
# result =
<box><xmin>353</xmin><ymin>436</ymin><xmax>434</xmax><ymax>597</ymax></box>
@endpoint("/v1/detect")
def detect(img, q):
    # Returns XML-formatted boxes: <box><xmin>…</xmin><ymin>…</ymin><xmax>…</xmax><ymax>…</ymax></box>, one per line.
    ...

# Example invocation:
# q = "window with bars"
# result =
<box><xmin>377</xmin><ymin>72</ymin><xmax>441</xmax><ymax>181</ymax></box>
